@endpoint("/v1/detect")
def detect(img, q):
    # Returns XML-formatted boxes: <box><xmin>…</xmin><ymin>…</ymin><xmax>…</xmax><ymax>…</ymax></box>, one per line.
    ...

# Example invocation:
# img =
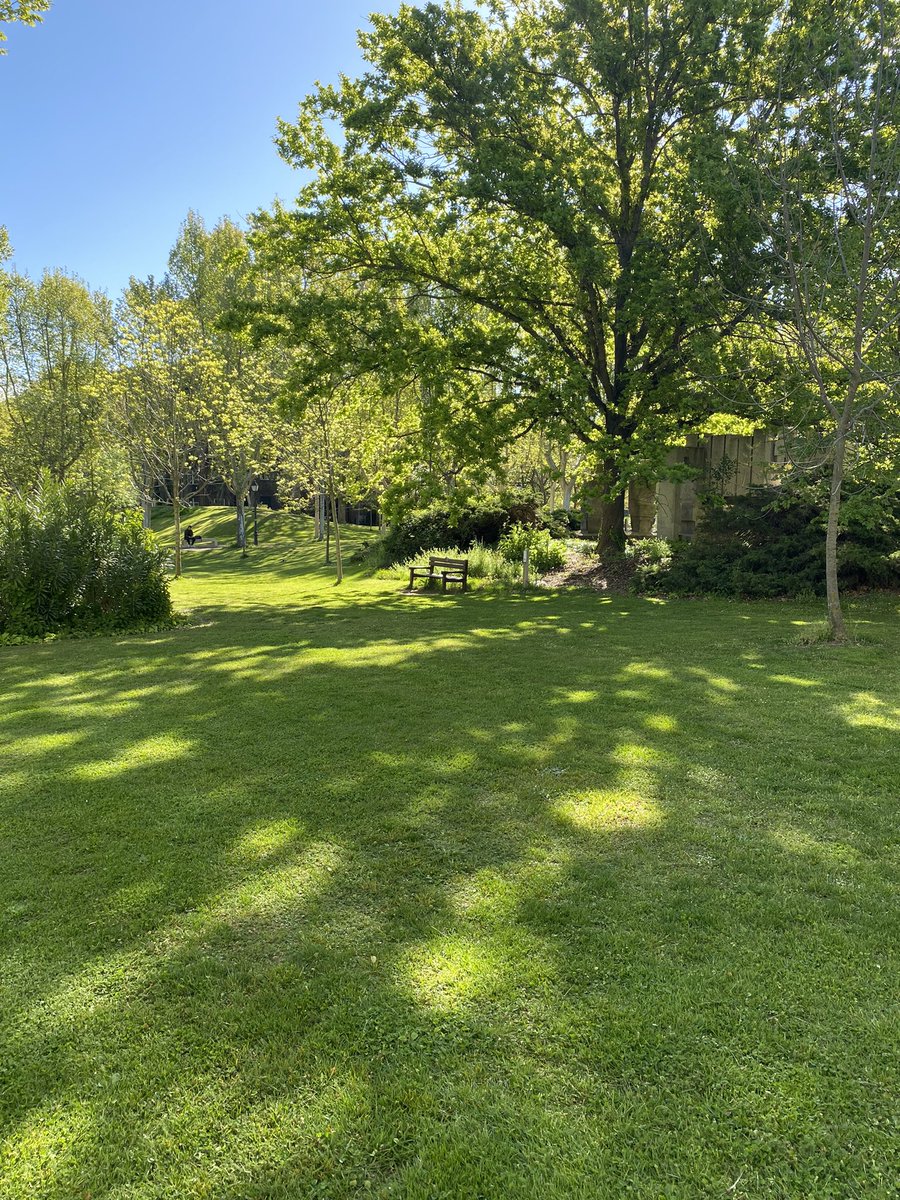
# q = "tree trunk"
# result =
<box><xmin>596</xmin><ymin>490</ymin><xmax>626</xmax><ymax>556</ymax></box>
<box><xmin>585</xmin><ymin>459</ymin><xmax>627</xmax><ymax>553</ymax></box>
<box><xmin>328</xmin><ymin>466</ymin><xmax>343</xmax><ymax>583</ymax></box>
<box><xmin>236</xmin><ymin>497</ymin><xmax>247</xmax><ymax>555</ymax></box>
<box><xmin>825</xmin><ymin>424</ymin><xmax>848</xmax><ymax>642</ymax></box>
<box><xmin>142</xmin><ymin>498</ymin><xmax>153</xmax><ymax>529</ymax></box>
<box><xmin>561</xmin><ymin>481</ymin><xmax>574</xmax><ymax>512</ymax></box>
<box><xmin>172</xmin><ymin>474</ymin><xmax>182</xmax><ymax>578</ymax></box>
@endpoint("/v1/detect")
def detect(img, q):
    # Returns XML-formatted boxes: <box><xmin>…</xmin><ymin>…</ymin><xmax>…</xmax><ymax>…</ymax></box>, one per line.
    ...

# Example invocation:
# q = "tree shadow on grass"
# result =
<box><xmin>0</xmin><ymin>590</ymin><xmax>897</xmax><ymax>1198</ymax></box>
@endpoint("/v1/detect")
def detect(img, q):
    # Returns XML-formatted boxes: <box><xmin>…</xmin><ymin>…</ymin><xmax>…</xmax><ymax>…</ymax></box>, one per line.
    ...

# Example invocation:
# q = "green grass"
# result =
<box><xmin>150</xmin><ymin>503</ymin><xmax>330</xmax><ymax>550</ymax></box>
<box><xmin>1</xmin><ymin>521</ymin><xmax>898</xmax><ymax>1198</ymax></box>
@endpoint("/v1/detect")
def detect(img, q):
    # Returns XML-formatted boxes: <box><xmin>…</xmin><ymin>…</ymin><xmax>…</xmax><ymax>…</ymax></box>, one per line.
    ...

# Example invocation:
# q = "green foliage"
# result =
<box><xmin>541</xmin><ymin>507</ymin><xmax>581</xmax><ymax>537</ymax></box>
<box><xmin>380</xmin><ymin>502</ymin><xmax>513</xmax><ymax>564</ymax></box>
<box><xmin>632</xmin><ymin>488</ymin><xmax>900</xmax><ymax>598</ymax></box>
<box><xmin>0</xmin><ymin>268</ymin><xmax>112</xmax><ymax>492</ymax></box>
<box><xmin>626</xmin><ymin>537</ymin><xmax>675</xmax><ymax>593</ymax></box>
<box><xmin>0</xmin><ymin>0</ymin><xmax>49</xmax><ymax>51</ymax></box>
<box><xmin>257</xmin><ymin>0</ymin><xmax>777</xmax><ymax>548</ymax></box>
<box><xmin>0</xmin><ymin>477</ymin><xmax>172</xmax><ymax>637</ymax></box>
<box><xmin>498</xmin><ymin>524</ymin><xmax>567</xmax><ymax>573</ymax></box>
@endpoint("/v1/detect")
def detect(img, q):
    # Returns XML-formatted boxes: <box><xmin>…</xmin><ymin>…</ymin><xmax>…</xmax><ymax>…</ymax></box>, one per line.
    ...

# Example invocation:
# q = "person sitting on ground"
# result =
<box><xmin>183</xmin><ymin>525</ymin><xmax>199</xmax><ymax>546</ymax></box>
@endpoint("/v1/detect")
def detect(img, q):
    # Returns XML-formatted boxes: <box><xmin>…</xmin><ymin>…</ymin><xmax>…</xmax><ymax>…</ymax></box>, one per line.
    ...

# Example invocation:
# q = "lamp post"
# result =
<box><xmin>250</xmin><ymin>480</ymin><xmax>259</xmax><ymax>546</ymax></box>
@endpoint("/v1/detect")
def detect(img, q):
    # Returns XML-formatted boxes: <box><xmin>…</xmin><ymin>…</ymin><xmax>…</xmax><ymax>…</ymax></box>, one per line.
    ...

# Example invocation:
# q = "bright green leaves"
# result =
<box><xmin>0</xmin><ymin>0</ymin><xmax>49</xmax><ymax>52</ymax></box>
<box><xmin>261</xmin><ymin>0</ymin><xmax>779</xmax><ymax>542</ymax></box>
<box><xmin>0</xmin><ymin>268</ymin><xmax>112</xmax><ymax>492</ymax></box>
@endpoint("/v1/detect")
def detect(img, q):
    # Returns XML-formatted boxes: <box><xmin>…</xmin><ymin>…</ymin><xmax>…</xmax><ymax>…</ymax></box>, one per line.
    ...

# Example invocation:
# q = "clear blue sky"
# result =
<box><xmin>0</xmin><ymin>0</ymin><xmax>394</xmax><ymax>297</ymax></box>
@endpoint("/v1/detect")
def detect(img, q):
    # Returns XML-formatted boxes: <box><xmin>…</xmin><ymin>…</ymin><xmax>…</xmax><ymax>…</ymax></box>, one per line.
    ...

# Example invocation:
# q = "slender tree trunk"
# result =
<box><xmin>142</xmin><ymin>498</ymin><xmax>153</xmax><ymax>529</ymax></box>
<box><xmin>172</xmin><ymin>470</ymin><xmax>182</xmax><ymax>578</ymax></box>
<box><xmin>236</xmin><ymin>497</ymin><xmax>247</xmax><ymax>555</ymax></box>
<box><xmin>328</xmin><ymin>465</ymin><xmax>343</xmax><ymax>583</ymax></box>
<box><xmin>825</xmin><ymin>423</ymin><xmax>848</xmax><ymax>642</ymax></box>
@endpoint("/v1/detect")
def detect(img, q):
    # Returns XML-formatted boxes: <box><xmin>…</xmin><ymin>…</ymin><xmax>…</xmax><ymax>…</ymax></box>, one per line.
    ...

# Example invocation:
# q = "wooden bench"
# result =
<box><xmin>182</xmin><ymin>538</ymin><xmax>220</xmax><ymax>550</ymax></box>
<box><xmin>408</xmin><ymin>555</ymin><xmax>469</xmax><ymax>593</ymax></box>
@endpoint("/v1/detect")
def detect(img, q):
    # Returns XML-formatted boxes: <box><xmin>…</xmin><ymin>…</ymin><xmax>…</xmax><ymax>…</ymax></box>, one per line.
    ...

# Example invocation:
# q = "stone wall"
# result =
<box><xmin>652</xmin><ymin>431</ymin><xmax>782</xmax><ymax>539</ymax></box>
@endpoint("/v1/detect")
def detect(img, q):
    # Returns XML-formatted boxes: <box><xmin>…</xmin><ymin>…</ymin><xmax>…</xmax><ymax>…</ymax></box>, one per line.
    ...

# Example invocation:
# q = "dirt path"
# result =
<box><xmin>538</xmin><ymin>545</ymin><xmax>636</xmax><ymax>593</ymax></box>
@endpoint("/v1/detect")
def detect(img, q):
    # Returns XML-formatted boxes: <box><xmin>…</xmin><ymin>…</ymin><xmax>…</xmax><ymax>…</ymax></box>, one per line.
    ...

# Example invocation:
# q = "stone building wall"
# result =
<box><xmin>634</xmin><ymin>430</ymin><xmax>782</xmax><ymax>540</ymax></box>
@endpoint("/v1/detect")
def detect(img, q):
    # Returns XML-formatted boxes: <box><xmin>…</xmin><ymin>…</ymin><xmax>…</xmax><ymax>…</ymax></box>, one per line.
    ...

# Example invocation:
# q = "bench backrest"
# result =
<box><xmin>429</xmin><ymin>555</ymin><xmax>468</xmax><ymax>572</ymax></box>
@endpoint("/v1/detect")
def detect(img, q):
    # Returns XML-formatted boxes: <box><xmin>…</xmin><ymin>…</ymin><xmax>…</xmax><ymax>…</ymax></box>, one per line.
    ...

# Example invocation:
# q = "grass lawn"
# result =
<box><xmin>1</xmin><ymin>520</ymin><xmax>898</xmax><ymax>1198</ymax></box>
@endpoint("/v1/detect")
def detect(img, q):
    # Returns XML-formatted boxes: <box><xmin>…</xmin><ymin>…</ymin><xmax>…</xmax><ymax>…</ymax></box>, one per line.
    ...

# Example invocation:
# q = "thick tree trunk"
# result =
<box><xmin>595</xmin><ymin>490</ymin><xmax>626</xmax><ymax>555</ymax></box>
<box><xmin>825</xmin><ymin>425</ymin><xmax>848</xmax><ymax>642</ymax></box>
<box><xmin>585</xmin><ymin>458</ymin><xmax>627</xmax><ymax>553</ymax></box>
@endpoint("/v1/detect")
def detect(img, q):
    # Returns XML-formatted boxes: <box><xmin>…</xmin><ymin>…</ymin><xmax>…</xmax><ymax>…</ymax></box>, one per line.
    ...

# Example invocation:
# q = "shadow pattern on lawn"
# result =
<box><xmin>0</xmin><ymin>586</ymin><xmax>898</xmax><ymax>1198</ymax></box>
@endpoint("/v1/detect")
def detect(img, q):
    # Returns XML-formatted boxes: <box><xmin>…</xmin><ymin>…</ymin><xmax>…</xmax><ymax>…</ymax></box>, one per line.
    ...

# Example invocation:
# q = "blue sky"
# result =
<box><xmin>0</xmin><ymin>0</ymin><xmax>393</xmax><ymax>297</ymax></box>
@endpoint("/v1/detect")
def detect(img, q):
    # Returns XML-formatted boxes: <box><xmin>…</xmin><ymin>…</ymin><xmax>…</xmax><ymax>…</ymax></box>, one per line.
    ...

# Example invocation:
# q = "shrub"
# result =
<box><xmin>631</xmin><ymin>487</ymin><xmax>900</xmax><ymax>598</ymax></box>
<box><xmin>498</xmin><ymin>523</ymin><xmax>567</xmax><ymax>573</ymax></box>
<box><xmin>626</xmin><ymin>538</ymin><xmax>674</xmax><ymax>592</ymax></box>
<box><xmin>379</xmin><ymin>501</ymin><xmax>513</xmax><ymax>564</ymax></box>
<box><xmin>540</xmin><ymin>507</ymin><xmax>581</xmax><ymax>537</ymax></box>
<box><xmin>0</xmin><ymin>477</ymin><xmax>172</xmax><ymax>638</ymax></box>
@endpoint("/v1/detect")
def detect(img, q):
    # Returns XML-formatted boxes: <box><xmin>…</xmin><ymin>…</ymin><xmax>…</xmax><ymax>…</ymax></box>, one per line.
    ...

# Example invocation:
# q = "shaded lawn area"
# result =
<box><xmin>1</xmin><ymin>538</ymin><xmax>898</xmax><ymax>1199</ymax></box>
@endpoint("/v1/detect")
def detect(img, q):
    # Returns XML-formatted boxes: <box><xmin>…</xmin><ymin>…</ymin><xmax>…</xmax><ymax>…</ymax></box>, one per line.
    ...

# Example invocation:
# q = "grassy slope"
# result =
<box><xmin>0</xmin><ymin>524</ymin><xmax>898</xmax><ymax>1199</ymax></box>
<box><xmin>150</xmin><ymin>504</ymin><xmax>322</xmax><ymax>549</ymax></box>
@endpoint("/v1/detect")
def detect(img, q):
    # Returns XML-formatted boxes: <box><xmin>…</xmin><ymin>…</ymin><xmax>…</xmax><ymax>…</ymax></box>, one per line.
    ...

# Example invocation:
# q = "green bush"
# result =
<box><xmin>379</xmin><ymin>502</ymin><xmax>513</xmax><ymax>564</ymax></box>
<box><xmin>498</xmin><ymin>523</ymin><xmax>567</xmax><ymax>573</ymax></box>
<box><xmin>631</xmin><ymin>487</ymin><xmax>900</xmax><ymax>598</ymax></box>
<box><xmin>0</xmin><ymin>478</ymin><xmax>172</xmax><ymax>638</ymax></box>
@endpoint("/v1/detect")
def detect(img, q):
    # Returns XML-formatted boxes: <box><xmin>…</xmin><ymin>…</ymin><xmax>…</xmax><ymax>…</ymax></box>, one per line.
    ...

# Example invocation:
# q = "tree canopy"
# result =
<box><xmin>256</xmin><ymin>0</ymin><xmax>778</xmax><ymax>547</ymax></box>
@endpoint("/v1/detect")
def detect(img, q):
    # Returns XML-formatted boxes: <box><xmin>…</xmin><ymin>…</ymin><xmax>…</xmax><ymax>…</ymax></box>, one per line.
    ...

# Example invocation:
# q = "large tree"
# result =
<box><xmin>752</xmin><ymin>0</ymin><xmax>900</xmax><ymax>640</ymax></box>
<box><xmin>0</xmin><ymin>268</ymin><xmax>112</xmax><ymax>492</ymax></box>
<box><xmin>114</xmin><ymin>282</ymin><xmax>225</xmax><ymax>576</ymax></box>
<box><xmin>259</xmin><ymin>0</ymin><xmax>773</xmax><ymax>550</ymax></box>
<box><xmin>168</xmin><ymin>213</ymin><xmax>282</xmax><ymax>551</ymax></box>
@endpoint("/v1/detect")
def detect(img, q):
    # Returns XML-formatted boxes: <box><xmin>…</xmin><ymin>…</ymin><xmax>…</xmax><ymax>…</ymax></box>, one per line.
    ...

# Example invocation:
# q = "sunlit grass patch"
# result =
<box><xmin>553</xmin><ymin>787</ymin><xmax>663</xmax><ymax>832</ymax></box>
<box><xmin>0</xmin><ymin>542</ymin><xmax>897</xmax><ymax>1198</ymax></box>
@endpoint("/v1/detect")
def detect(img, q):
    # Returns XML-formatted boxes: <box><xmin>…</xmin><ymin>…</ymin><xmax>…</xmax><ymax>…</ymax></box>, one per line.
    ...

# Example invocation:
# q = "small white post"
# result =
<box><xmin>523</xmin><ymin>545</ymin><xmax>530</xmax><ymax>587</ymax></box>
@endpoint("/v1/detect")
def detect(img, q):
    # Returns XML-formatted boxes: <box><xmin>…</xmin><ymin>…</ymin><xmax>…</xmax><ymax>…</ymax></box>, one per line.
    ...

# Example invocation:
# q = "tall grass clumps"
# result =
<box><xmin>381</xmin><ymin>544</ymin><xmax>521</xmax><ymax>587</ymax></box>
<box><xmin>0</xmin><ymin>476</ymin><xmax>172</xmax><ymax>640</ymax></box>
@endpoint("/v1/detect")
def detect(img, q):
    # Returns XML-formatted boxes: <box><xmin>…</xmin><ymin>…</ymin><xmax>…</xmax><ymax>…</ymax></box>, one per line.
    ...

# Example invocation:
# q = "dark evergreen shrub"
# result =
<box><xmin>380</xmin><ymin>502</ymin><xmax>512</xmax><ymax>563</ymax></box>
<box><xmin>633</xmin><ymin>486</ymin><xmax>900</xmax><ymax>598</ymax></box>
